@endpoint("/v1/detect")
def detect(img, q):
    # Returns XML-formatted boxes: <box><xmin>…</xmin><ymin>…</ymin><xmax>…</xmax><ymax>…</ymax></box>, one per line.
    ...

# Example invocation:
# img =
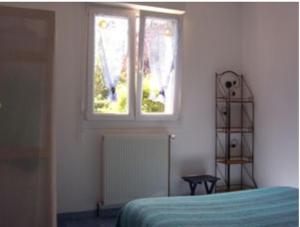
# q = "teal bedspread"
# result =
<box><xmin>116</xmin><ymin>187</ymin><xmax>298</xmax><ymax>227</ymax></box>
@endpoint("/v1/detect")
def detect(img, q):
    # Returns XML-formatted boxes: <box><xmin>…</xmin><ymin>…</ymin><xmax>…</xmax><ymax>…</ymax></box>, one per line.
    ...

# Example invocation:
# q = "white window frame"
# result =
<box><xmin>136</xmin><ymin>11</ymin><xmax>182</xmax><ymax>121</ymax></box>
<box><xmin>86</xmin><ymin>6</ymin><xmax>182</xmax><ymax>121</ymax></box>
<box><xmin>86</xmin><ymin>7</ymin><xmax>136</xmax><ymax>120</ymax></box>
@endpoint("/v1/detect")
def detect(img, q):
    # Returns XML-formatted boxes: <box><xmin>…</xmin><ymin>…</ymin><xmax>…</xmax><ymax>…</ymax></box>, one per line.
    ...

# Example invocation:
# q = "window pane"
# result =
<box><xmin>141</xmin><ymin>17</ymin><xmax>178</xmax><ymax>114</ymax></box>
<box><xmin>93</xmin><ymin>15</ymin><xmax>129</xmax><ymax>114</ymax></box>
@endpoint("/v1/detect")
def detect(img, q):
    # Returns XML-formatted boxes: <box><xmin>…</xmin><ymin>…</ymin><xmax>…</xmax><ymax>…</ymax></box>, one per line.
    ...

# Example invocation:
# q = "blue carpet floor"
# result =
<box><xmin>58</xmin><ymin>217</ymin><xmax>116</xmax><ymax>227</ymax></box>
<box><xmin>58</xmin><ymin>208</ymin><xmax>119</xmax><ymax>227</ymax></box>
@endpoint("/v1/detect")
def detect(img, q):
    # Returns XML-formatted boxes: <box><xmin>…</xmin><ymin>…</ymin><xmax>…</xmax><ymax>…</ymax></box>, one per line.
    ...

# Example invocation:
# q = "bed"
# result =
<box><xmin>116</xmin><ymin>186</ymin><xmax>298</xmax><ymax>227</ymax></box>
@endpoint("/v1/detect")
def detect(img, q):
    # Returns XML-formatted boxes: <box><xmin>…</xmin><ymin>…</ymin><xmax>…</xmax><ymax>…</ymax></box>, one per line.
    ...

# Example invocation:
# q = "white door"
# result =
<box><xmin>0</xmin><ymin>6</ymin><xmax>54</xmax><ymax>227</ymax></box>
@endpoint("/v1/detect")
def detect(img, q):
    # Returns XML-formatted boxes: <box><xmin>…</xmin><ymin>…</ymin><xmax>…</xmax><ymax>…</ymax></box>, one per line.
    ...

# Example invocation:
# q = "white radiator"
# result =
<box><xmin>101</xmin><ymin>133</ymin><xmax>170</xmax><ymax>207</ymax></box>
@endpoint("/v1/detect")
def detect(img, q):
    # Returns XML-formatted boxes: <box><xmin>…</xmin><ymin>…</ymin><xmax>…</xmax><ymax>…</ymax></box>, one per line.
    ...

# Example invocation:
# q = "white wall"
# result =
<box><xmin>241</xmin><ymin>3</ymin><xmax>298</xmax><ymax>187</ymax></box>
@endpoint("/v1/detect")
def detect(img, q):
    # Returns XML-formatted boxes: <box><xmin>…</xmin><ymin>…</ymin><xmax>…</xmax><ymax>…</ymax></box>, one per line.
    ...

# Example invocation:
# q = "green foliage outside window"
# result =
<box><xmin>141</xmin><ymin>75</ymin><xmax>165</xmax><ymax>113</ymax></box>
<box><xmin>93</xmin><ymin>57</ymin><xmax>128</xmax><ymax>113</ymax></box>
<box><xmin>93</xmin><ymin>57</ymin><xmax>165</xmax><ymax>114</ymax></box>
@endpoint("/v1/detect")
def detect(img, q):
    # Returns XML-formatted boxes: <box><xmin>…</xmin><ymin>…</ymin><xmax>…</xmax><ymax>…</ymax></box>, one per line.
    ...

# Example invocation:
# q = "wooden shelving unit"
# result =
<box><xmin>215</xmin><ymin>71</ymin><xmax>257</xmax><ymax>192</ymax></box>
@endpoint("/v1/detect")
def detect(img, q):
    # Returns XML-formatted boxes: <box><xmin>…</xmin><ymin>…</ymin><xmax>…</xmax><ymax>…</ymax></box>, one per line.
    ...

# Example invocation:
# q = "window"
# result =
<box><xmin>87</xmin><ymin>7</ymin><xmax>181</xmax><ymax>120</ymax></box>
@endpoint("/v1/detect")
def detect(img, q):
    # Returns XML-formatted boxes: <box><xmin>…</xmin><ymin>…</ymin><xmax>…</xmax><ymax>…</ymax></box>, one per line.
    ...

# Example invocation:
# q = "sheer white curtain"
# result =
<box><xmin>96</xmin><ymin>16</ymin><xmax>128</xmax><ymax>101</ymax></box>
<box><xmin>146</xmin><ymin>19</ymin><xmax>177</xmax><ymax>104</ymax></box>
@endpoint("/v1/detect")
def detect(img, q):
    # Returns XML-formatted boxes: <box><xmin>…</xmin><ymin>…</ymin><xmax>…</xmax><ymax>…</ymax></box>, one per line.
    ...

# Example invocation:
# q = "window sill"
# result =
<box><xmin>81</xmin><ymin>114</ymin><xmax>181</xmax><ymax>130</ymax></box>
<box><xmin>86</xmin><ymin>112</ymin><xmax>134</xmax><ymax>121</ymax></box>
<box><xmin>86</xmin><ymin>112</ymin><xmax>179</xmax><ymax>121</ymax></box>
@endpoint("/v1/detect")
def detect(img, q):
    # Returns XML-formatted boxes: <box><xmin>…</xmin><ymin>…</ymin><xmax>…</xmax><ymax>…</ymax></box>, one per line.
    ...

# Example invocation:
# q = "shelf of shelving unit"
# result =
<box><xmin>216</xmin><ymin>97</ymin><xmax>254</xmax><ymax>103</ymax></box>
<box><xmin>215</xmin><ymin>70</ymin><xmax>257</xmax><ymax>193</ymax></box>
<box><xmin>216</xmin><ymin>184</ymin><xmax>255</xmax><ymax>192</ymax></box>
<box><xmin>216</xmin><ymin>155</ymin><xmax>253</xmax><ymax>159</ymax></box>
<box><xmin>216</xmin><ymin>159</ymin><xmax>253</xmax><ymax>165</ymax></box>
<box><xmin>217</xmin><ymin>127</ymin><xmax>253</xmax><ymax>133</ymax></box>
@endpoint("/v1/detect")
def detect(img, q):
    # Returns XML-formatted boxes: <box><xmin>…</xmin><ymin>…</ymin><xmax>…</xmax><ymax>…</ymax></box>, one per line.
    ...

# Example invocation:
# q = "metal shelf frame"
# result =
<box><xmin>215</xmin><ymin>71</ymin><xmax>257</xmax><ymax>192</ymax></box>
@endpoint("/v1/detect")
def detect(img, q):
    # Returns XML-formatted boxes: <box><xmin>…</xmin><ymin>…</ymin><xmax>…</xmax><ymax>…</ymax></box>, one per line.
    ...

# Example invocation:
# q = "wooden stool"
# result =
<box><xmin>182</xmin><ymin>175</ymin><xmax>220</xmax><ymax>195</ymax></box>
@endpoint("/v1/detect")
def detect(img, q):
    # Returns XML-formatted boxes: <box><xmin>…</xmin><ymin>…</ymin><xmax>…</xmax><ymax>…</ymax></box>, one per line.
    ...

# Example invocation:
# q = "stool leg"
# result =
<box><xmin>204</xmin><ymin>181</ymin><xmax>216</xmax><ymax>194</ymax></box>
<box><xmin>189</xmin><ymin>182</ymin><xmax>197</xmax><ymax>195</ymax></box>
